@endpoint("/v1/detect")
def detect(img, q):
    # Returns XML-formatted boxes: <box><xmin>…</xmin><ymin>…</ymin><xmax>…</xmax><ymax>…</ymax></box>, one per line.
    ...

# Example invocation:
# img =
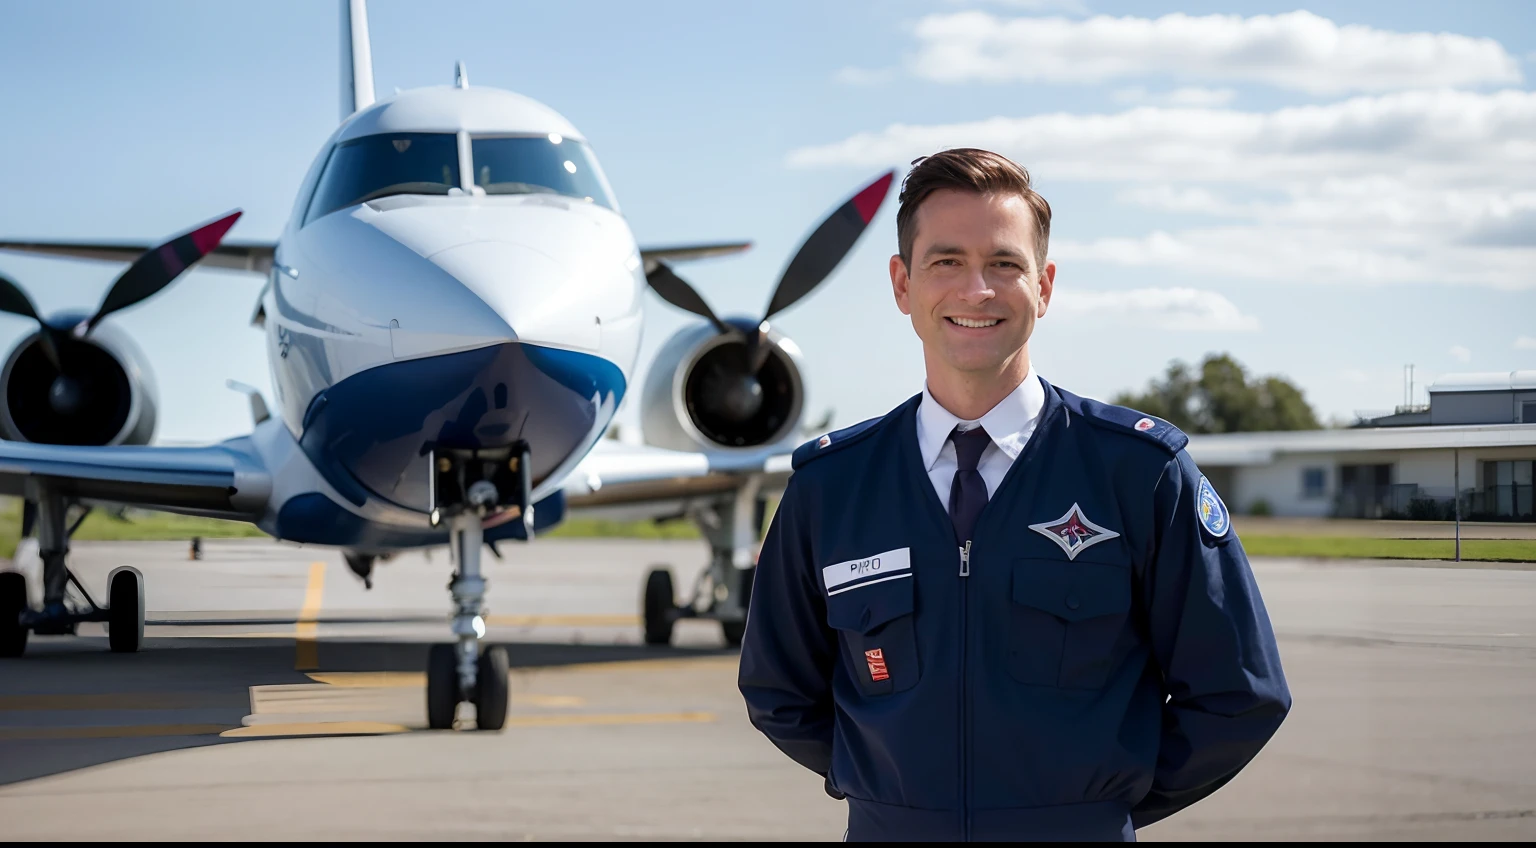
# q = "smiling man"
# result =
<box><xmin>738</xmin><ymin>149</ymin><xmax>1291</xmax><ymax>842</ymax></box>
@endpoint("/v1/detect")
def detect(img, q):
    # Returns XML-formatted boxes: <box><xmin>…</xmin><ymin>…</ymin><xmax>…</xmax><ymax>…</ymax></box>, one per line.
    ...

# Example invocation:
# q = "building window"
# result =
<box><xmin>1479</xmin><ymin>460</ymin><xmax>1535</xmax><ymax>520</ymax></box>
<box><xmin>1522</xmin><ymin>401</ymin><xmax>1536</xmax><ymax>423</ymax></box>
<box><xmin>1301</xmin><ymin>467</ymin><xmax>1326</xmax><ymax>499</ymax></box>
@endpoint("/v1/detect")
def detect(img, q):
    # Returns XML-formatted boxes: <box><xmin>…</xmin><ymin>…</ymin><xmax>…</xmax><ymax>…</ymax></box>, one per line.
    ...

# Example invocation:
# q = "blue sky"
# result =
<box><xmin>1</xmin><ymin>0</ymin><xmax>1533</xmax><ymax>443</ymax></box>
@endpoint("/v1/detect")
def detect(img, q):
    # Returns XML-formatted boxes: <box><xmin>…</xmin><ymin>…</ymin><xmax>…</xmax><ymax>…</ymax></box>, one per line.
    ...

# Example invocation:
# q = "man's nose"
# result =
<box><xmin>954</xmin><ymin>267</ymin><xmax>994</xmax><ymax>303</ymax></box>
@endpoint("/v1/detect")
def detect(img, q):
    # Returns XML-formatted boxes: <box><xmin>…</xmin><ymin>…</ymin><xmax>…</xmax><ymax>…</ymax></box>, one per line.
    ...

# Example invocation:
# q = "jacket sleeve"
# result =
<box><xmin>737</xmin><ymin>479</ymin><xmax>837</xmax><ymax>777</ymax></box>
<box><xmin>1131</xmin><ymin>450</ymin><xmax>1292</xmax><ymax>829</ymax></box>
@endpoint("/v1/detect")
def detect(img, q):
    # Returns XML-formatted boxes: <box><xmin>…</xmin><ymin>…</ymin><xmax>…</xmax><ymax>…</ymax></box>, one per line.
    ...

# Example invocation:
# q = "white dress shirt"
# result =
<box><xmin>916</xmin><ymin>368</ymin><xmax>1047</xmax><ymax>508</ymax></box>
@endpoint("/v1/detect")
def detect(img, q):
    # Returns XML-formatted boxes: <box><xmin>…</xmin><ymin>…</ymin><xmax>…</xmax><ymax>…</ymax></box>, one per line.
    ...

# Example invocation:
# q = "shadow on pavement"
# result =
<box><xmin>0</xmin><ymin>635</ymin><xmax>737</xmax><ymax>787</ymax></box>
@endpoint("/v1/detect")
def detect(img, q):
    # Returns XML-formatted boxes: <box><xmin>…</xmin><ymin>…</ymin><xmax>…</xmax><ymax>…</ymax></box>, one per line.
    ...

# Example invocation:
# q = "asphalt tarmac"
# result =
<box><xmin>1</xmin><ymin>539</ymin><xmax>1533</xmax><ymax>841</ymax></box>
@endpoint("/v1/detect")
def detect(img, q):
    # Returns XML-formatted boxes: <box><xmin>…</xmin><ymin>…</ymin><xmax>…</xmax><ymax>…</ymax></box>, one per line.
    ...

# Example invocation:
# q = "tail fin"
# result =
<box><xmin>340</xmin><ymin>0</ymin><xmax>375</xmax><ymax>122</ymax></box>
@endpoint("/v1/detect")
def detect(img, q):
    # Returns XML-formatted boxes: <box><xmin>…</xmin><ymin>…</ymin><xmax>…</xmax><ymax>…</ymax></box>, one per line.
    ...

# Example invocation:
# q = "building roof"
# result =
<box><xmin>1188</xmin><ymin>423</ymin><xmax>1536</xmax><ymax>467</ymax></box>
<box><xmin>1428</xmin><ymin>370</ymin><xmax>1536</xmax><ymax>393</ymax></box>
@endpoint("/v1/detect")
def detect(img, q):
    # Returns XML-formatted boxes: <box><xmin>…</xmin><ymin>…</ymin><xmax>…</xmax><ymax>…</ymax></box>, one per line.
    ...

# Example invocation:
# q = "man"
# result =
<box><xmin>738</xmin><ymin>149</ymin><xmax>1290</xmax><ymax>842</ymax></box>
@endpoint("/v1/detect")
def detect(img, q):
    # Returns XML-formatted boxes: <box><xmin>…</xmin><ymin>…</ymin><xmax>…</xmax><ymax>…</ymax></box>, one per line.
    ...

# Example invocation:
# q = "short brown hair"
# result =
<box><xmin>896</xmin><ymin>148</ymin><xmax>1052</xmax><ymax>270</ymax></box>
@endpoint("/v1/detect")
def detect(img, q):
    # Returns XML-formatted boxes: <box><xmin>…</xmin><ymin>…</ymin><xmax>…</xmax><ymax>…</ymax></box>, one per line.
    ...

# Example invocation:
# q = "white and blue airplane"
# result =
<box><xmin>0</xmin><ymin>0</ymin><xmax>893</xmax><ymax>730</ymax></box>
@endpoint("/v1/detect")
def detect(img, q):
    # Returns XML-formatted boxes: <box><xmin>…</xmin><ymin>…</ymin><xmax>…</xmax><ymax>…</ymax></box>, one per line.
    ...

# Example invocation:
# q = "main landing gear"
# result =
<box><xmin>1</xmin><ymin>484</ymin><xmax>145</xmax><ymax>658</ymax></box>
<box><xmin>643</xmin><ymin>476</ymin><xmax>763</xmax><ymax>648</ymax></box>
<box><xmin>423</xmin><ymin>443</ymin><xmax>533</xmax><ymax>731</ymax></box>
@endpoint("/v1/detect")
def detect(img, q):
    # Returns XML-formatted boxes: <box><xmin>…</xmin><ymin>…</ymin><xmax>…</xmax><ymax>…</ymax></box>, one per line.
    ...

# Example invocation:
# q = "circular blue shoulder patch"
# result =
<box><xmin>1196</xmin><ymin>476</ymin><xmax>1230</xmax><ymax>538</ymax></box>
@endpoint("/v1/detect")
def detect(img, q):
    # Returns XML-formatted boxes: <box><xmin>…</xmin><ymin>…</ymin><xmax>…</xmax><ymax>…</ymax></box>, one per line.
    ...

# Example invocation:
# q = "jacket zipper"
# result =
<box><xmin>958</xmin><ymin>539</ymin><xmax>971</xmax><ymax>840</ymax></box>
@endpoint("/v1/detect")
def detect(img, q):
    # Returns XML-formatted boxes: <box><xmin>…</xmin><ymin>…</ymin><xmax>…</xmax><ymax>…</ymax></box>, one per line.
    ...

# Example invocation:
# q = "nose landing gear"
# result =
<box><xmin>424</xmin><ymin>444</ymin><xmax>532</xmax><ymax>730</ymax></box>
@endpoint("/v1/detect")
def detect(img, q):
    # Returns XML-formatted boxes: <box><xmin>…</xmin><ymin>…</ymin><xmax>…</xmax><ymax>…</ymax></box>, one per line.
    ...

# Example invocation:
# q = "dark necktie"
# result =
<box><xmin>947</xmin><ymin>425</ymin><xmax>991</xmax><ymax>545</ymax></box>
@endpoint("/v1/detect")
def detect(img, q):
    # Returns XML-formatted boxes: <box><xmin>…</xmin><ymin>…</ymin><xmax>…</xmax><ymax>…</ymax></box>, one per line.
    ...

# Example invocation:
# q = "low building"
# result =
<box><xmin>1188</xmin><ymin>371</ymin><xmax>1536</xmax><ymax>521</ymax></box>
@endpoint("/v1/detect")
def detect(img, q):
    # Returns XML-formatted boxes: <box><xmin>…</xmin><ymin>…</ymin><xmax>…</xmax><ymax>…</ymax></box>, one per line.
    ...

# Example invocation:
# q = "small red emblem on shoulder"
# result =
<box><xmin>1135</xmin><ymin>417</ymin><xmax>1155</xmax><ymax>431</ymax></box>
<box><xmin>864</xmin><ymin>648</ymin><xmax>889</xmax><ymax>681</ymax></box>
<box><xmin>818</xmin><ymin>434</ymin><xmax>832</xmax><ymax>449</ymax></box>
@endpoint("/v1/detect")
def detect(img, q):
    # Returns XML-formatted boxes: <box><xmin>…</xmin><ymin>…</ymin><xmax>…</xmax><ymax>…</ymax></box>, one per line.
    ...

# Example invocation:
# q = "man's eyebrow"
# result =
<box><xmin>921</xmin><ymin>244</ymin><xmax>966</xmax><ymax>259</ymax></box>
<box><xmin>990</xmin><ymin>246</ymin><xmax>1028</xmax><ymax>259</ymax></box>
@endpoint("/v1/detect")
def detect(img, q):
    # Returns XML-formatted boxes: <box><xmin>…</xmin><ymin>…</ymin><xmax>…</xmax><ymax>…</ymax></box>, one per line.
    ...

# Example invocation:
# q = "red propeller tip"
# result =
<box><xmin>851</xmin><ymin>171</ymin><xmax>895</xmax><ymax>224</ymax></box>
<box><xmin>191</xmin><ymin>210</ymin><xmax>243</xmax><ymax>255</ymax></box>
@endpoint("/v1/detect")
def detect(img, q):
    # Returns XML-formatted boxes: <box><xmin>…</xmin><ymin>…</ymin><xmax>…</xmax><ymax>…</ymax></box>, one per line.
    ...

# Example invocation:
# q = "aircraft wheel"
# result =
<box><xmin>426</xmin><ymin>643</ymin><xmax>458</xmax><ymax>730</ymax></box>
<box><xmin>642</xmin><ymin>567</ymin><xmax>676</xmax><ymax>646</ymax></box>
<box><xmin>107</xmin><ymin>567</ymin><xmax>144</xmax><ymax>654</ymax></box>
<box><xmin>0</xmin><ymin>572</ymin><xmax>28</xmax><ymax>658</ymax></box>
<box><xmin>474</xmin><ymin>645</ymin><xmax>509</xmax><ymax>731</ymax></box>
<box><xmin>721</xmin><ymin>619</ymin><xmax>746</xmax><ymax>648</ymax></box>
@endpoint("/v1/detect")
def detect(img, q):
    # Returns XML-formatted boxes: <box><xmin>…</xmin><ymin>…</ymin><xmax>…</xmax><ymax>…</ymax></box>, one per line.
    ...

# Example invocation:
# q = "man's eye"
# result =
<box><xmin>935</xmin><ymin>259</ymin><xmax>960</xmax><ymax>267</ymax></box>
<box><xmin>995</xmin><ymin>261</ymin><xmax>1021</xmax><ymax>269</ymax></box>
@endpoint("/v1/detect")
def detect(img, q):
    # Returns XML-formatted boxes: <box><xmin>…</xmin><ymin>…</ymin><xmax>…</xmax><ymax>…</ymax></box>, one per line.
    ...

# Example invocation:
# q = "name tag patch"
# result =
<box><xmin>822</xmin><ymin>547</ymin><xmax>911</xmax><ymax>595</ymax></box>
<box><xmin>865</xmin><ymin>648</ymin><xmax>890</xmax><ymax>681</ymax></box>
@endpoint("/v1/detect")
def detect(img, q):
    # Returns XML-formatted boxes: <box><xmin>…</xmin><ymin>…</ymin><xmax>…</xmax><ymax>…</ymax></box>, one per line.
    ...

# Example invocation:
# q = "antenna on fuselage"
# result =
<box><xmin>454</xmin><ymin>61</ymin><xmax>469</xmax><ymax>89</ymax></box>
<box><xmin>340</xmin><ymin>0</ymin><xmax>376</xmax><ymax>122</ymax></box>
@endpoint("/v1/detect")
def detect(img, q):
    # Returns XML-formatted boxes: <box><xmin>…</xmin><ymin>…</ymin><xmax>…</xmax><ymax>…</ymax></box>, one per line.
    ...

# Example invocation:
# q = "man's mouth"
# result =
<box><xmin>946</xmin><ymin>317</ymin><xmax>1001</xmax><ymax>329</ymax></box>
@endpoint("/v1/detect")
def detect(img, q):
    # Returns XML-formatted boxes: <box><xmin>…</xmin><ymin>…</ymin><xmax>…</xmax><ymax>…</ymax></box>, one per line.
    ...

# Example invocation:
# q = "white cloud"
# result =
<box><xmin>787</xmin><ymin>89</ymin><xmax>1536</xmax><ymax>289</ymax></box>
<box><xmin>834</xmin><ymin>66</ymin><xmax>897</xmax><ymax>86</ymax></box>
<box><xmin>909</xmin><ymin>10</ymin><xmax>1522</xmax><ymax>93</ymax></box>
<box><xmin>1339</xmin><ymin>369</ymin><xmax>1370</xmax><ymax>384</ymax></box>
<box><xmin>1450</xmin><ymin>345</ymin><xmax>1472</xmax><ymax>363</ymax></box>
<box><xmin>1113</xmin><ymin>86</ymin><xmax>1237</xmax><ymax>107</ymax></box>
<box><xmin>1049</xmin><ymin>287</ymin><xmax>1259</xmax><ymax>331</ymax></box>
<box><xmin>1517</xmin><ymin>336</ymin><xmax>1536</xmax><ymax>350</ymax></box>
<box><xmin>945</xmin><ymin>0</ymin><xmax>1089</xmax><ymax>12</ymax></box>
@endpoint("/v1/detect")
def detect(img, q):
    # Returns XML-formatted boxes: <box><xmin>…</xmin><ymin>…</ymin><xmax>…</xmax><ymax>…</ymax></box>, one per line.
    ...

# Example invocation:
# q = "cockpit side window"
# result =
<box><xmin>305</xmin><ymin>132</ymin><xmax>461</xmax><ymax>224</ymax></box>
<box><xmin>470</xmin><ymin>135</ymin><xmax>618</xmax><ymax>211</ymax></box>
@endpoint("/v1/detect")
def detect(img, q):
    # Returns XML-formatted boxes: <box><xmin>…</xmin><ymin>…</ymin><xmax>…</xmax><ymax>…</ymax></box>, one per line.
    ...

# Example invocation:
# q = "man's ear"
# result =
<box><xmin>890</xmin><ymin>254</ymin><xmax>913</xmax><ymax>316</ymax></box>
<box><xmin>1036</xmin><ymin>259</ymin><xmax>1056</xmax><ymax>318</ymax></box>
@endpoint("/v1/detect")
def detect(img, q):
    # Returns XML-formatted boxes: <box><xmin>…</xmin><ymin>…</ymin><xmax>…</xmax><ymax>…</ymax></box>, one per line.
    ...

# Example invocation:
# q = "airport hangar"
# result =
<box><xmin>1188</xmin><ymin>371</ymin><xmax>1536</xmax><ymax>522</ymax></box>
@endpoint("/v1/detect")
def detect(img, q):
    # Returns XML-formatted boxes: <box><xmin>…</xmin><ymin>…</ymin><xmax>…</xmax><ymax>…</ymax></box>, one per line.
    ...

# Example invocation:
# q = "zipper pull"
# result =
<box><xmin>959</xmin><ymin>540</ymin><xmax>971</xmax><ymax>577</ymax></box>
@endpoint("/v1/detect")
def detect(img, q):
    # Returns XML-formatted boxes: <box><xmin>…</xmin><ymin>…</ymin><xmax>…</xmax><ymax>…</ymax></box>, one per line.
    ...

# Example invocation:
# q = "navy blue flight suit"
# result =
<box><xmin>739</xmin><ymin>380</ymin><xmax>1290</xmax><ymax>841</ymax></box>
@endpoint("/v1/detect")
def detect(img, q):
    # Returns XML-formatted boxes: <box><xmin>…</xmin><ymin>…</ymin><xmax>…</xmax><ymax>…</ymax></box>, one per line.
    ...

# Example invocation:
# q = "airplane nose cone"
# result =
<box><xmin>429</xmin><ymin>241</ymin><xmax>602</xmax><ymax>352</ymax></box>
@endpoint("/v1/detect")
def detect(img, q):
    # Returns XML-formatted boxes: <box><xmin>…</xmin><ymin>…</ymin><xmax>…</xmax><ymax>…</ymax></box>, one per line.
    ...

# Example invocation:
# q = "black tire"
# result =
<box><xmin>107</xmin><ymin>567</ymin><xmax>144</xmax><ymax>654</ymax></box>
<box><xmin>426</xmin><ymin>643</ymin><xmax>459</xmax><ymax>730</ymax></box>
<box><xmin>0</xmin><ymin>572</ymin><xmax>28</xmax><ymax>658</ymax></box>
<box><xmin>474</xmin><ymin>645</ymin><xmax>510</xmax><ymax>731</ymax></box>
<box><xmin>721</xmin><ymin>619</ymin><xmax>746</xmax><ymax>648</ymax></box>
<box><xmin>642</xmin><ymin>567</ymin><xmax>676</xmax><ymax>646</ymax></box>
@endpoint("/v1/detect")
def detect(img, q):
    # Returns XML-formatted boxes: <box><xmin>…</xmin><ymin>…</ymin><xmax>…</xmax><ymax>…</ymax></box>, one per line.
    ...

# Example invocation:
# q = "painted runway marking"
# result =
<box><xmin>294</xmin><ymin>561</ymin><xmax>326</xmax><ymax>670</ymax></box>
<box><xmin>0</xmin><ymin>723</ymin><xmax>229</xmax><ymax>741</ymax></box>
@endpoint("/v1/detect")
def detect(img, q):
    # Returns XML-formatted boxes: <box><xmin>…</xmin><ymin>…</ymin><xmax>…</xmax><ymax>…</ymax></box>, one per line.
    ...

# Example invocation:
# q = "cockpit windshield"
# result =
<box><xmin>471</xmin><ymin>135</ymin><xmax>618</xmax><ymax>211</ymax></box>
<box><xmin>306</xmin><ymin>132</ymin><xmax>460</xmax><ymax>223</ymax></box>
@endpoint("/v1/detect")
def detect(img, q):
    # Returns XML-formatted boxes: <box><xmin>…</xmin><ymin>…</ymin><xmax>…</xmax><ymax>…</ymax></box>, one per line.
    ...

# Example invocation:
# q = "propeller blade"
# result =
<box><xmin>85</xmin><ymin>210</ymin><xmax>243</xmax><ymax>333</ymax></box>
<box><xmin>646</xmin><ymin>261</ymin><xmax>731</xmax><ymax>335</ymax></box>
<box><xmin>0</xmin><ymin>272</ymin><xmax>65</xmax><ymax>370</ymax></box>
<box><xmin>0</xmin><ymin>272</ymin><xmax>42</xmax><ymax>322</ymax></box>
<box><xmin>761</xmin><ymin>170</ymin><xmax>895</xmax><ymax>323</ymax></box>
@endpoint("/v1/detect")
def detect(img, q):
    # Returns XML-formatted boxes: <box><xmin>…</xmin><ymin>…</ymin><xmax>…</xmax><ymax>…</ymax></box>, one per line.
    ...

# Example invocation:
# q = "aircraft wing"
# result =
<box><xmin>0</xmin><ymin>239</ymin><xmax>276</xmax><ymax>274</ymax></box>
<box><xmin>562</xmin><ymin>439</ymin><xmax>791</xmax><ymax>514</ymax></box>
<box><xmin>637</xmin><ymin>242</ymin><xmax>751</xmax><ymax>274</ymax></box>
<box><xmin>0</xmin><ymin>438</ymin><xmax>270</xmax><ymax>522</ymax></box>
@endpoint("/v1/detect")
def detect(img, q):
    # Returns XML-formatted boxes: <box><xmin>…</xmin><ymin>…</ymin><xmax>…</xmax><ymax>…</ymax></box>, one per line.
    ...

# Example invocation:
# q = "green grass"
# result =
<box><xmin>1240</xmin><ymin>535</ymin><xmax>1536</xmax><ymax>563</ymax></box>
<box><xmin>0</xmin><ymin>499</ymin><xmax>265</xmax><ymax>559</ymax></box>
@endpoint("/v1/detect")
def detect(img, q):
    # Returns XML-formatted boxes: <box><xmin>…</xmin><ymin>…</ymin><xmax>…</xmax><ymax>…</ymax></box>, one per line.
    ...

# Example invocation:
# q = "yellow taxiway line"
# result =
<box><xmin>293</xmin><ymin>561</ymin><xmax>326</xmax><ymax>670</ymax></box>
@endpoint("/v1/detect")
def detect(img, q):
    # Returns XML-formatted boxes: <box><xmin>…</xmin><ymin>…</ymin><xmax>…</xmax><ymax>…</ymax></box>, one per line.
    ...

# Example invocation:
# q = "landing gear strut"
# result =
<box><xmin>642</xmin><ymin>476</ymin><xmax>763</xmax><ymax>648</ymax></box>
<box><xmin>1</xmin><ymin>484</ymin><xmax>145</xmax><ymax>658</ymax></box>
<box><xmin>424</xmin><ymin>444</ymin><xmax>531</xmax><ymax>730</ymax></box>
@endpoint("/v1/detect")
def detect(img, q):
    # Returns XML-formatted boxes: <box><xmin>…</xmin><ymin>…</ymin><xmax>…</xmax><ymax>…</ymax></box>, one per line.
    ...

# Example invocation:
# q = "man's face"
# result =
<box><xmin>890</xmin><ymin>189</ymin><xmax>1055</xmax><ymax>379</ymax></box>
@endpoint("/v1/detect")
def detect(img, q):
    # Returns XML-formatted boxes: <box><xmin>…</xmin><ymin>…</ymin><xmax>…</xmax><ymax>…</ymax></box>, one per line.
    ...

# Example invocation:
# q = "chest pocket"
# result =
<box><xmin>1009</xmin><ymin>558</ymin><xmax>1132</xmax><ymax>690</ymax></box>
<box><xmin>825</xmin><ymin>576</ymin><xmax>920</xmax><ymax>697</ymax></box>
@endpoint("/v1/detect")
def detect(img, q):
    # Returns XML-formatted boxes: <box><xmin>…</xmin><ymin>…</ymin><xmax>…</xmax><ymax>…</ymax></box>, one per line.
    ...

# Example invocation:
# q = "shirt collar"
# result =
<box><xmin>917</xmin><ymin>367</ymin><xmax>1045</xmax><ymax>472</ymax></box>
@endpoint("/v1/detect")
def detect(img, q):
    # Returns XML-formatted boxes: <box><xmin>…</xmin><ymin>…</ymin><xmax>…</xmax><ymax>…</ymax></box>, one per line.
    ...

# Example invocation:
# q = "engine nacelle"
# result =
<box><xmin>0</xmin><ymin>315</ymin><xmax>159</xmax><ymax>446</ymax></box>
<box><xmin>641</xmin><ymin>318</ymin><xmax>806</xmax><ymax>453</ymax></box>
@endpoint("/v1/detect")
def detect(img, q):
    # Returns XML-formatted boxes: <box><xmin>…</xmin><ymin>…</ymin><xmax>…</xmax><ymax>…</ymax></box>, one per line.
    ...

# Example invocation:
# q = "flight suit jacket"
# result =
<box><xmin>738</xmin><ymin>380</ymin><xmax>1291</xmax><ymax>841</ymax></box>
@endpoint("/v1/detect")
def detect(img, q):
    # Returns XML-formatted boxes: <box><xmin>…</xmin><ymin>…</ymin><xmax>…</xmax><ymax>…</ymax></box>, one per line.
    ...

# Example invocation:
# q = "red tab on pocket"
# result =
<box><xmin>864</xmin><ymin>648</ymin><xmax>889</xmax><ymax>682</ymax></box>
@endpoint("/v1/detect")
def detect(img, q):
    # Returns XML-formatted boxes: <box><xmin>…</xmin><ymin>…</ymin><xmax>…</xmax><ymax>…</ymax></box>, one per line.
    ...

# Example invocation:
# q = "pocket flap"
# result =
<box><xmin>826</xmin><ymin>575</ymin><xmax>915</xmax><ymax>634</ymax></box>
<box><xmin>1011</xmin><ymin>559</ymin><xmax>1130</xmax><ymax>622</ymax></box>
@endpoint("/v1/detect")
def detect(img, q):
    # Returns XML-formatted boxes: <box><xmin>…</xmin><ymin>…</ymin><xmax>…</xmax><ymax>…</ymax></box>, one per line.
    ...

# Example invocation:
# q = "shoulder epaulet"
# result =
<box><xmin>1055</xmin><ymin>387</ymin><xmax>1189</xmax><ymax>455</ymax></box>
<box><xmin>792</xmin><ymin>416</ymin><xmax>884</xmax><ymax>470</ymax></box>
